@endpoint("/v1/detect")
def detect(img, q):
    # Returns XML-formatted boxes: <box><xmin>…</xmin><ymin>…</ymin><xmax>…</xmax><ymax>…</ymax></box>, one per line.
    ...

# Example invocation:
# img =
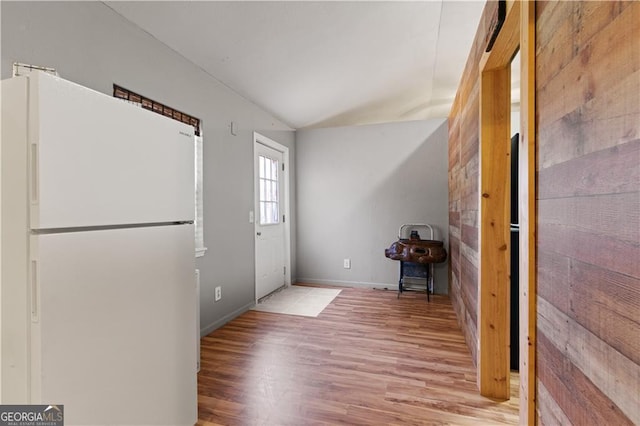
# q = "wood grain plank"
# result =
<box><xmin>196</xmin><ymin>286</ymin><xmax>519</xmax><ymax>425</ymax></box>
<box><xmin>460</xmin><ymin>88</ymin><xmax>480</xmax><ymax>167</ymax></box>
<box><xmin>538</xmin><ymin>192</ymin><xmax>640</xmax><ymax>243</ymax></box>
<box><xmin>519</xmin><ymin>2</ymin><xmax>537</xmax><ymax>421</ymax></box>
<box><xmin>460</xmin><ymin>254</ymin><xmax>479</xmax><ymax>326</ymax></box>
<box><xmin>535</xmin><ymin>1</ymin><xmax>576</xmax><ymax>89</ymax></box>
<box><xmin>460</xmin><ymin>306</ymin><xmax>479</xmax><ymax>372</ymax></box>
<box><xmin>450</xmin><ymin>233</ymin><xmax>460</xmax><ymax>274</ymax></box>
<box><xmin>573</xmin><ymin>1</ymin><xmax>632</xmax><ymax>50</ymax></box>
<box><xmin>537</xmin><ymin>1</ymin><xmax>639</xmax><ymax>128</ymax></box>
<box><xmin>536</xmin><ymin>250</ymin><xmax>570</xmax><ymax>314</ymax></box>
<box><xmin>538</xmin><ymin>222</ymin><xmax>640</xmax><ymax>279</ymax></box>
<box><xmin>569</xmin><ymin>259</ymin><xmax>640</xmax><ymax>364</ymax></box>
<box><xmin>449</xmin><ymin>165</ymin><xmax>462</xmax><ymax>209</ymax></box>
<box><xmin>450</xmin><ymin>278</ymin><xmax>464</xmax><ymax>322</ymax></box>
<box><xmin>536</xmin><ymin>331</ymin><xmax>634</xmax><ymax>425</ymax></box>
<box><xmin>538</xmin><ymin>0</ymin><xmax>632</xmax><ymax>82</ymax></box>
<box><xmin>461</xmin><ymin>207</ymin><xmax>478</xmax><ymax>227</ymax></box>
<box><xmin>538</xmin><ymin>139</ymin><xmax>640</xmax><ymax>199</ymax></box>
<box><xmin>461</xmin><ymin>177</ymin><xmax>479</xmax><ymax>216</ymax></box>
<box><xmin>537</xmin><ymin>250</ymin><xmax>640</xmax><ymax>364</ymax></box>
<box><xmin>462</xmin><ymin>145</ymin><xmax>480</xmax><ymax>193</ymax></box>
<box><xmin>534</xmin><ymin>0</ymin><xmax>564</xmax><ymax>45</ymax></box>
<box><xmin>538</xmin><ymin>69</ymin><xmax>640</xmax><ymax>169</ymax></box>
<box><xmin>449</xmin><ymin>112</ymin><xmax>461</xmax><ymax>170</ymax></box>
<box><xmin>536</xmin><ymin>380</ymin><xmax>572</xmax><ymax>426</ymax></box>
<box><xmin>536</xmin><ymin>1</ymin><xmax>631</xmax><ymax>91</ymax></box>
<box><xmin>537</xmin><ymin>298</ymin><xmax>639</xmax><ymax>423</ymax></box>
<box><xmin>479</xmin><ymin>65</ymin><xmax>511</xmax><ymax>400</ymax></box>
<box><xmin>449</xmin><ymin>210</ymin><xmax>461</xmax><ymax>230</ymax></box>
<box><xmin>461</xmin><ymin>192</ymin><xmax>479</xmax><ymax>213</ymax></box>
<box><xmin>460</xmin><ymin>240</ymin><xmax>479</xmax><ymax>272</ymax></box>
<box><xmin>461</xmin><ymin>224</ymin><xmax>479</xmax><ymax>253</ymax></box>
<box><xmin>450</xmin><ymin>217</ymin><xmax>461</xmax><ymax>241</ymax></box>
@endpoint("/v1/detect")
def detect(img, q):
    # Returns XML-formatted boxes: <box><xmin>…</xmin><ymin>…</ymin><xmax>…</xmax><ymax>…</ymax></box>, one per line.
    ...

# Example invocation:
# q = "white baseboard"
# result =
<box><xmin>200</xmin><ymin>301</ymin><xmax>254</xmax><ymax>337</ymax></box>
<box><xmin>295</xmin><ymin>277</ymin><xmax>448</xmax><ymax>295</ymax></box>
<box><xmin>295</xmin><ymin>278</ymin><xmax>396</xmax><ymax>290</ymax></box>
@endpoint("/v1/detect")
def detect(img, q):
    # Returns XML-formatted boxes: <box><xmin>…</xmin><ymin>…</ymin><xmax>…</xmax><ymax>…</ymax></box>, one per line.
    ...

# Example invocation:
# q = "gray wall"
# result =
<box><xmin>296</xmin><ymin>119</ymin><xmax>449</xmax><ymax>293</ymax></box>
<box><xmin>1</xmin><ymin>1</ymin><xmax>296</xmax><ymax>335</ymax></box>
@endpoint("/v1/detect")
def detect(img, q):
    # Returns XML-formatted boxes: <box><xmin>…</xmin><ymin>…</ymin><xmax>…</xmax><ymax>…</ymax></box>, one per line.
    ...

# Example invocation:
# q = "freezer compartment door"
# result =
<box><xmin>31</xmin><ymin>225</ymin><xmax>197</xmax><ymax>425</ymax></box>
<box><xmin>29</xmin><ymin>72</ymin><xmax>194</xmax><ymax>229</ymax></box>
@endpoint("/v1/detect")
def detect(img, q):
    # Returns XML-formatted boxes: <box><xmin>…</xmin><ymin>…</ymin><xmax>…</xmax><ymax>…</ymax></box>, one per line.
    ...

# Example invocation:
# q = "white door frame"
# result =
<box><xmin>253</xmin><ymin>132</ymin><xmax>291</xmax><ymax>302</ymax></box>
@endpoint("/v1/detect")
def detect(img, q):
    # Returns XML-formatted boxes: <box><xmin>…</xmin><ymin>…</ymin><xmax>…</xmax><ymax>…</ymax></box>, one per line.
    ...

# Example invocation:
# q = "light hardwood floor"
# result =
<box><xmin>197</xmin><ymin>285</ymin><xmax>519</xmax><ymax>425</ymax></box>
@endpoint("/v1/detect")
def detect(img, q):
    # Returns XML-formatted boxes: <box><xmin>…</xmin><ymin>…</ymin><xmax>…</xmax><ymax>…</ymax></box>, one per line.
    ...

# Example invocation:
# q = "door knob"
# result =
<box><xmin>257</xmin><ymin>232</ymin><xmax>262</xmax><ymax>236</ymax></box>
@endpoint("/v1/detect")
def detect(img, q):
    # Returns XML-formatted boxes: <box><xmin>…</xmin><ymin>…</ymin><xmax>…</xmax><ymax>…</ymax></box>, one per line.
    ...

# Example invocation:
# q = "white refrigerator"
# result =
<box><xmin>1</xmin><ymin>71</ymin><xmax>198</xmax><ymax>425</ymax></box>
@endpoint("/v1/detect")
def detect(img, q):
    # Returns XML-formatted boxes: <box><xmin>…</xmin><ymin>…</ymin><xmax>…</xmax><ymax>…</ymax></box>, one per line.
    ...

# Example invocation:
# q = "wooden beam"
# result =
<box><xmin>478</xmin><ymin>64</ymin><xmax>511</xmax><ymax>400</ymax></box>
<box><xmin>481</xmin><ymin>1</ymin><xmax>521</xmax><ymax>71</ymax></box>
<box><xmin>519</xmin><ymin>1</ymin><xmax>537</xmax><ymax>423</ymax></box>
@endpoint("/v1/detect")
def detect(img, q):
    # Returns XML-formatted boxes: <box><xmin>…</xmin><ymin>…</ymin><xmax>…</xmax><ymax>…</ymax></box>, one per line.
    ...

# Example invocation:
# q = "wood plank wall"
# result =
<box><xmin>535</xmin><ymin>1</ymin><xmax>639</xmax><ymax>424</ymax></box>
<box><xmin>449</xmin><ymin>1</ymin><xmax>639</xmax><ymax>421</ymax></box>
<box><xmin>448</xmin><ymin>1</ymin><xmax>498</xmax><ymax>368</ymax></box>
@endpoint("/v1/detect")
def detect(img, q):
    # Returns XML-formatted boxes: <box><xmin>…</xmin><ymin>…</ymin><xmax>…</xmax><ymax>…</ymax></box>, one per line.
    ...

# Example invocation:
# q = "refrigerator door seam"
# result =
<box><xmin>31</xmin><ymin>221</ymin><xmax>194</xmax><ymax>234</ymax></box>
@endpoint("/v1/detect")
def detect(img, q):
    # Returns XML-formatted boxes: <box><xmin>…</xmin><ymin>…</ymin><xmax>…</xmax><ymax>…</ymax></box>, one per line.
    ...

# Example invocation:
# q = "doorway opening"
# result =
<box><xmin>477</xmin><ymin>1</ymin><xmax>536</xmax><ymax>423</ymax></box>
<box><xmin>253</xmin><ymin>133</ymin><xmax>291</xmax><ymax>301</ymax></box>
<box><xmin>509</xmin><ymin>49</ymin><xmax>521</xmax><ymax>405</ymax></box>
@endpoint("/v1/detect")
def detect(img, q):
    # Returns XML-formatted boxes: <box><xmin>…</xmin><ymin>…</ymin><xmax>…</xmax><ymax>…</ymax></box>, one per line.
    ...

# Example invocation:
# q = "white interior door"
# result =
<box><xmin>255</xmin><ymin>142</ymin><xmax>285</xmax><ymax>300</ymax></box>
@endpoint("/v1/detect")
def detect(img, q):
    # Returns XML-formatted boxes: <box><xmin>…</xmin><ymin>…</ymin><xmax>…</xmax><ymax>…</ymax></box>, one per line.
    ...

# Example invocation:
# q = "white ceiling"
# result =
<box><xmin>104</xmin><ymin>1</ymin><xmax>485</xmax><ymax>130</ymax></box>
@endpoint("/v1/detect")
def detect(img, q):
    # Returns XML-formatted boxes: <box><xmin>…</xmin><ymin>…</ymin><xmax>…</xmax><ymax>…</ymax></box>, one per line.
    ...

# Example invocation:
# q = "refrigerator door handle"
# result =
<box><xmin>31</xmin><ymin>260</ymin><xmax>39</xmax><ymax>322</ymax></box>
<box><xmin>30</xmin><ymin>142</ymin><xmax>39</xmax><ymax>203</ymax></box>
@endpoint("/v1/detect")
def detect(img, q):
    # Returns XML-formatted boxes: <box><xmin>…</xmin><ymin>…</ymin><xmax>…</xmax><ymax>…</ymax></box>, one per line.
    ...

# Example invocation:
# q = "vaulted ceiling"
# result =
<box><xmin>105</xmin><ymin>1</ymin><xmax>485</xmax><ymax>129</ymax></box>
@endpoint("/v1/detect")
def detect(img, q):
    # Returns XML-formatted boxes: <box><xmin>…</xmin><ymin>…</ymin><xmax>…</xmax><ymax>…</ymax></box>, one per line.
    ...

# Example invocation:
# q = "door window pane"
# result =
<box><xmin>258</xmin><ymin>155</ymin><xmax>279</xmax><ymax>225</ymax></box>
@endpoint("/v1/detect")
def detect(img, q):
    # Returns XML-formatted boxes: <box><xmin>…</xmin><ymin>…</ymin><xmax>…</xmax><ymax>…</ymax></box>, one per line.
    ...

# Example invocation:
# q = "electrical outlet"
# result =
<box><xmin>214</xmin><ymin>286</ymin><xmax>222</xmax><ymax>302</ymax></box>
<box><xmin>343</xmin><ymin>258</ymin><xmax>351</xmax><ymax>269</ymax></box>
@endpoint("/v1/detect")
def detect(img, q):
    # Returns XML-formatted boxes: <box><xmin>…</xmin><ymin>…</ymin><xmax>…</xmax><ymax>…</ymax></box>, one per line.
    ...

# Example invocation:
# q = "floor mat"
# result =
<box><xmin>252</xmin><ymin>285</ymin><xmax>341</xmax><ymax>317</ymax></box>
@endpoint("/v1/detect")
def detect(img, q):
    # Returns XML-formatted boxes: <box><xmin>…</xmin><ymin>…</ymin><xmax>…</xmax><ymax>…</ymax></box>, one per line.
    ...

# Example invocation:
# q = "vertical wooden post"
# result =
<box><xmin>477</xmin><ymin>0</ymin><xmax>522</xmax><ymax>402</ymax></box>
<box><xmin>478</xmin><ymin>64</ymin><xmax>511</xmax><ymax>400</ymax></box>
<box><xmin>519</xmin><ymin>1</ymin><xmax>537</xmax><ymax>423</ymax></box>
